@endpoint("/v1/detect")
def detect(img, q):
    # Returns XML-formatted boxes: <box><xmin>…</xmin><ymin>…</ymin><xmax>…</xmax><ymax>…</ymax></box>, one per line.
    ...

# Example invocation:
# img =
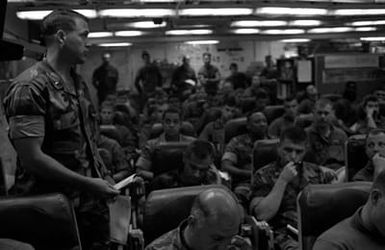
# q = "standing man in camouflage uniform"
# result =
<box><xmin>3</xmin><ymin>9</ymin><xmax>119</xmax><ymax>249</ymax></box>
<box><xmin>198</xmin><ymin>52</ymin><xmax>221</xmax><ymax>96</ymax></box>
<box><xmin>250</xmin><ymin>126</ymin><xmax>336</xmax><ymax>250</ymax></box>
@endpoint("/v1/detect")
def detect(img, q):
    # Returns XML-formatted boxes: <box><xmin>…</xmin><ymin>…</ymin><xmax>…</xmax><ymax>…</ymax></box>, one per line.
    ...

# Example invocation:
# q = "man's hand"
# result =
<box><xmin>87</xmin><ymin>178</ymin><xmax>120</xmax><ymax>198</ymax></box>
<box><xmin>373</xmin><ymin>153</ymin><xmax>385</xmax><ymax>178</ymax></box>
<box><xmin>279</xmin><ymin>162</ymin><xmax>298</xmax><ymax>183</ymax></box>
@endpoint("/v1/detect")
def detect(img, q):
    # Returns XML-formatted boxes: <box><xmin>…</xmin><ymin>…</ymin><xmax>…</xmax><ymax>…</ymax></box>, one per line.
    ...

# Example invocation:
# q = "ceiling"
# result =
<box><xmin>6</xmin><ymin>0</ymin><xmax>385</xmax><ymax>46</ymax></box>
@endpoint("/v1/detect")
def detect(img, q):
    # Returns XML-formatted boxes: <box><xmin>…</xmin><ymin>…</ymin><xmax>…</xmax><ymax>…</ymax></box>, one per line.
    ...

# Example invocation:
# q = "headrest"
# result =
<box><xmin>150</xmin><ymin>122</ymin><xmax>196</xmax><ymax>139</ymax></box>
<box><xmin>345</xmin><ymin>134</ymin><xmax>367</xmax><ymax>180</ymax></box>
<box><xmin>320</xmin><ymin>94</ymin><xmax>342</xmax><ymax>103</ymax></box>
<box><xmin>100</xmin><ymin>125</ymin><xmax>121</xmax><ymax>143</ymax></box>
<box><xmin>152</xmin><ymin>142</ymin><xmax>191</xmax><ymax>175</ymax></box>
<box><xmin>298</xmin><ymin>182</ymin><xmax>371</xmax><ymax>239</ymax></box>
<box><xmin>224</xmin><ymin>117</ymin><xmax>247</xmax><ymax>143</ymax></box>
<box><xmin>253</xmin><ymin>139</ymin><xmax>279</xmax><ymax>171</ymax></box>
<box><xmin>150</xmin><ymin>123</ymin><xmax>164</xmax><ymax>139</ymax></box>
<box><xmin>264</xmin><ymin>105</ymin><xmax>285</xmax><ymax>123</ymax></box>
<box><xmin>0</xmin><ymin>193</ymin><xmax>80</xmax><ymax>250</ymax></box>
<box><xmin>143</xmin><ymin>185</ymin><xmax>225</xmax><ymax>244</ymax></box>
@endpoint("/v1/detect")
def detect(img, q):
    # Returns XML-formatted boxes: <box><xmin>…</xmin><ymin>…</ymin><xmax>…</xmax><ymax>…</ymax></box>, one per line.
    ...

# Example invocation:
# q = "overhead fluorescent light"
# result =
<box><xmin>334</xmin><ymin>9</ymin><xmax>385</xmax><ymax>15</ymax></box>
<box><xmin>257</xmin><ymin>7</ymin><xmax>327</xmax><ymax>16</ymax></box>
<box><xmin>166</xmin><ymin>29</ymin><xmax>213</xmax><ymax>35</ymax></box>
<box><xmin>115</xmin><ymin>30</ymin><xmax>144</xmax><ymax>37</ymax></box>
<box><xmin>140</xmin><ymin>0</ymin><xmax>177</xmax><ymax>2</ymax></box>
<box><xmin>281</xmin><ymin>38</ymin><xmax>310</xmax><ymax>43</ymax></box>
<box><xmin>351</xmin><ymin>20</ymin><xmax>385</xmax><ymax>26</ymax></box>
<box><xmin>308</xmin><ymin>27</ymin><xmax>353</xmax><ymax>33</ymax></box>
<box><xmin>17</xmin><ymin>9</ymin><xmax>98</xmax><ymax>20</ymax></box>
<box><xmin>290</xmin><ymin>20</ymin><xmax>322</xmax><ymax>26</ymax></box>
<box><xmin>360</xmin><ymin>37</ymin><xmax>385</xmax><ymax>41</ymax></box>
<box><xmin>180</xmin><ymin>8</ymin><xmax>253</xmax><ymax>16</ymax></box>
<box><xmin>98</xmin><ymin>42</ymin><xmax>132</xmax><ymax>47</ymax></box>
<box><xmin>88</xmin><ymin>32</ymin><xmax>114</xmax><ymax>38</ymax></box>
<box><xmin>231</xmin><ymin>20</ymin><xmax>287</xmax><ymax>27</ymax></box>
<box><xmin>185</xmin><ymin>40</ymin><xmax>219</xmax><ymax>45</ymax></box>
<box><xmin>232</xmin><ymin>28</ymin><xmax>260</xmax><ymax>34</ymax></box>
<box><xmin>99</xmin><ymin>8</ymin><xmax>175</xmax><ymax>18</ymax></box>
<box><xmin>354</xmin><ymin>27</ymin><xmax>377</xmax><ymax>32</ymax></box>
<box><xmin>262</xmin><ymin>29</ymin><xmax>305</xmax><ymax>35</ymax></box>
<box><xmin>126</xmin><ymin>21</ymin><xmax>166</xmax><ymax>29</ymax></box>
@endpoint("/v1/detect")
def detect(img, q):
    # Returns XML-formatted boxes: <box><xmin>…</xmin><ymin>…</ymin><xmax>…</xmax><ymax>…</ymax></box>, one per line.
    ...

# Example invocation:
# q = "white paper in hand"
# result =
<box><xmin>113</xmin><ymin>174</ymin><xmax>136</xmax><ymax>190</ymax></box>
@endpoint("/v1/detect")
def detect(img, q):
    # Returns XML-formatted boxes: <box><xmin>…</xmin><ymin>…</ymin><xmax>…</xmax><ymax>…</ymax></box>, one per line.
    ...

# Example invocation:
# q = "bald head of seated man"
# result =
<box><xmin>145</xmin><ymin>187</ymin><xmax>243</xmax><ymax>250</ymax></box>
<box><xmin>314</xmin><ymin>171</ymin><xmax>385</xmax><ymax>250</ymax></box>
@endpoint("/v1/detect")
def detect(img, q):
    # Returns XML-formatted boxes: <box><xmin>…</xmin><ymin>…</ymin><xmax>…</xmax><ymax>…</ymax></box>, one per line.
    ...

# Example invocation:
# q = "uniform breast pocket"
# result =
<box><xmin>53</xmin><ymin>111</ymin><xmax>80</xmax><ymax>130</ymax></box>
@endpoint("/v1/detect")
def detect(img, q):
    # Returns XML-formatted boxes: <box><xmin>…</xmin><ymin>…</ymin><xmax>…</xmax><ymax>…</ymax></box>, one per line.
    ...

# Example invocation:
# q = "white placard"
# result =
<box><xmin>297</xmin><ymin>60</ymin><xmax>312</xmax><ymax>83</ymax></box>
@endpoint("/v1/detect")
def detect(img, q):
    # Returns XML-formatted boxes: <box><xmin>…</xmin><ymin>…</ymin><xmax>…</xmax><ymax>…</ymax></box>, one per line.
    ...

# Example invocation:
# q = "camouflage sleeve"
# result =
<box><xmin>250</xmin><ymin>168</ymin><xmax>274</xmax><ymax>198</ymax></box>
<box><xmin>3</xmin><ymin>78</ymin><xmax>47</xmax><ymax>139</ymax></box>
<box><xmin>319</xmin><ymin>166</ymin><xmax>338</xmax><ymax>184</ymax></box>
<box><xmin>222</xmin><ymin>137</ymin><xmax>239</xmax><ymax>163</ymax></box>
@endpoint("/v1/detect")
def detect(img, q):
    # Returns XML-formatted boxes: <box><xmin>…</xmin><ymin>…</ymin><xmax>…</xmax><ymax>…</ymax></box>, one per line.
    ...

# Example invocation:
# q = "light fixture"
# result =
<box><xmin>351</xmin><ymin>20</ymin><xmax>385</xmax><ymax>26</ymax></box>
<box><xmin>261</xmin><ymin>29</ymin><xmax>305</xmax><ymax>35</ymax></box>
<box><xmin>185</xmin><ymin>40</ymin><xmax>219</xmax><ymax>45</ymax></box>
<box><xmin>231</xmin><ymin>20</ymin><xmax>287</xmax><ymax>27</ymax></box>
<box><xmin>139</xmin><ymin>0</ymin><xmax>177</xmax><ymax>2</ymax></box>
<box><xmin>289</xmin><ymin>20</ymin><xmax>322</xmax><ymax>26</ymax></box>
<box><xmin>125</xmin><ymin>21</ymin><xmax>167</xmax><ymax>29</ymax></box>
<box><xmin>334</xmin><ymin>9</ymin><xmax>385</xmax><ymax>15</ymax></box>
<box><xmin>281</xmin><ymin>38</ymin><xmax>310</xmax><ymax>43</ymax></box>
<box><xmin>180</xmin><ymin>8</ymin><xmax>253</xmax><ymax>16</ymax></box>
<box><xmin>354</xmin><ymin>27</ymin><xmax>377</xmax><ymax>32</ymax></box>
<box><xmin>257</xmin><ymin>7</ymin><xmax>328</xmax><ymax>16</ymax></box>
<box><xmin>115</xmin><ymin>30</ymin><xmax>144</xmax><ymax>37</ymax></box>
<box><xmin>166</xmin><ymin>29</ymin><xmax>213</xmax><ymax>35</ymax></box>
<box><xmin>232</xmin><ymin>28</ymin><xmax>260</xmax><ymax>34</ymax></box>
<box><xmin>360</xmin><ymin>37</ymin><xmax>385</xmax><ymax>41</ymax></box>
<box><xmin>88</xmin><ymin>32</ymin><xmax>114</xmax><ymax>38</ymax></box>
<box><xmin>16</xmin><ymin>9</ymin><xmax>98</xmax><ymax>20</ymax></box>
<box><xmin>97</xmin><ymin>42</ymin><xmax>132</xmax><ymax>47</ymax></box>
<box><xmin>308</xmin><ymin>27</ymin><xmax>353</xmax><ymax>33</ymax></box>
<box><xmin>99</xmin><ymin>8</ymin><xmax>175</xmax><ymax>18</ymax></box>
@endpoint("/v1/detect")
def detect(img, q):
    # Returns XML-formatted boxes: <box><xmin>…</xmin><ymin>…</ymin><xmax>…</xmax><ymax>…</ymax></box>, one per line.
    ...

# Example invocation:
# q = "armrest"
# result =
<box><xmin>244</xmin><ymin>216</ymin><xmax>275</xmax><ymax>250</ymax></box>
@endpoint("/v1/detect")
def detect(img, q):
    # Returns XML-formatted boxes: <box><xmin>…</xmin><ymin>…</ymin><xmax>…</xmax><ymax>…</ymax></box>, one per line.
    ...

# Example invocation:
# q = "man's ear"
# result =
<box><xmin>371</xmin><ymin>189</ymin><xmax>382</xmax><ymax>205</ymax></box>
<box><xmin>56</xmin><ymin>29</ymin><xmax>66</xmax><ymax>46</ymax></box>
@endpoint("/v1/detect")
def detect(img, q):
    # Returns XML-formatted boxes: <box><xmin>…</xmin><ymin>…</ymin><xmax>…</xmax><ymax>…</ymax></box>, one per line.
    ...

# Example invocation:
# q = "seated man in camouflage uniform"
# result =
<box><xmin>222</xmin><ymin>111</ymin><xmax>269</xmax><ymax>205</ymax></box>
<box><xmin>250</xmin><ymin>126</ymin><xmax>336</xmax><ymax>250</ymax></box>
<box><xmin>145</xmin><ymin>187</ymin><xmax>242</xmax><ymax>250</ymax></box>
<box><xmin>304</xmin><ymin>98</ymin><xmax>348</xmax><ymax>170</ymax></box>
<box><xmin>136</xmin><ymin>108</ymin><xmax>196</xmax><ymax>181</ymax></box>
<box><xmin>353</xmin><ymin>128</ymin><xmax>385</xmax><ymax>181</ymax></box>
<box><xmin>149</xmin><ymin>140</ymin><xmax>221</xmax><ymax>191</ymax></box>
<box><xmin>3</xmin><ymin>10</ymin><xmax>119</xmax><ymax>249</ymax></box>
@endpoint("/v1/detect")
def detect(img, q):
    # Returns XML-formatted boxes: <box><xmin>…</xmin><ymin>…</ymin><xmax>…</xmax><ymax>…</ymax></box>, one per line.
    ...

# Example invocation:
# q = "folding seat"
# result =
<box><xmin>151</xmin><ymin>142</ymin><xmax>191</xmax><ymax>176</ymax></box>
<box><xmin>264</xmin><ymin>105</ymin><xmax>285</xmax><ymax>124</ymax></box>
<box><xmin>252</xmin><ymin>139</ymin><xmax>279</xmax><ymax>174</ymax></box>
<box><xmin>297</xmin><ymin>182</ymin><xmax>371</xmax><ymax>250</ymax></box>
<box><xmin>0</xmin><ymin>193</ymin><xmax>82</xmax><ymax>250</ymax></box>
<box><xmin>224</xmin><ymin>117</ymin><xmax>247</xmax><ymax>144</ymax></box>
<box><xmin>100</xmin><ymin>124</ymin><xmax>122</xmax><ymax>144</ymax></box>
<box><xmin>345</xmin><ymin>134</ymin><xmax>367</xmax><ymax>181</ymax></box>
<box><xmin>149</xmin><ymin>121</ymin><xmax>196</xmax><ymax>140</ymax></box>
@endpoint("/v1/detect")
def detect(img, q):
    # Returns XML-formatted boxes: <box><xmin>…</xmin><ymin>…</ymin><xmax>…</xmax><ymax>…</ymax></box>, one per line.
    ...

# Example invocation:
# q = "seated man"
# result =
<box><xmin>250</xmin><ymin>126</ymin><xmax>336</xmax><ymax>250</ymax></box>
<box><xmin>313</xmin><ymin>171</ymin><xmax>385</xmax><ymax>250</ymax></box>
<box><xmin>353</xmin><ymin>129</ymin><xmax>385</xmax><ymax>181</ymax></box>
<box><xmin>222</xmin><ymin>112</ymin><xmax>268</xmax><ymax>204</ymax></box>
<box><xmin>304</xmin><ymin>98</ymin><xmax>348</xmax><ymax>170</ymax></box>
<box><xmin>149</xmin><ymin>140</ymin><xmax>221</xmax><ymax>191</ymax></box>
<box><xmin>351</xmin><ymin>95</ymin><xmax>384</xmax><ymax>134</ymax></box>
<box><xmin>145</xmin><ymin>187</ymin><xmax>243</xmax><ymax>250</ymax></box>
<box><xmin>268</xmin><ymin>96</ymin><xmax>298</xmax><ymax>138</ymax></box>
<box><xmin>136</xmin><ymin>108</ymin><xmax>196</xmax><ymax>180</ymax></box>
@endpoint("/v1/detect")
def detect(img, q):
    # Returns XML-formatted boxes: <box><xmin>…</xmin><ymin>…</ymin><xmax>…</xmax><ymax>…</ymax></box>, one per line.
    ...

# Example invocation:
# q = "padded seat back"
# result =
<box><xmin>0</xmin><ymin>193</ymin><xmax>81</xmax><ymax>250</ymax></box>
<box><xmin>100</xmin><ymin>125</ymin><xmax>122</xmax><ymax>143</ymax></box>
<box><xmin>143</xmin><ymin>185</ymin><xmax>225</xmax><ymax>245</ymax></box>
<box><xmin>224</xmin><ymin>117</ymin><xmax>247</xmax><ymax>143</ymax></box>
<box><xmin>345</xmin><ymin>134</ymin><xmax>367</xmax><ymax>181</ymax></box>
<box><xmin>152</xmin><ymin>142</ymin><xmax>191</xmax><ymax>175</ymax></box>
<box><xmin>149</xmin><ymin>122</ymin><xmax>196</xmax><ymax>139</ymax></box>
<box><xmin>264</xmin><ymin>105</ymin><xmax>285</xmax><ymax>124</ymax></box>
<box><xmin>297</xmin><ymin>182</ymin><xmax>371</xmax><ymax>250</ymax></box>
<box><xmin>252</xmin><ymin>139</ymin><xmax>279</xmax><ymax>172</ymax></box>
